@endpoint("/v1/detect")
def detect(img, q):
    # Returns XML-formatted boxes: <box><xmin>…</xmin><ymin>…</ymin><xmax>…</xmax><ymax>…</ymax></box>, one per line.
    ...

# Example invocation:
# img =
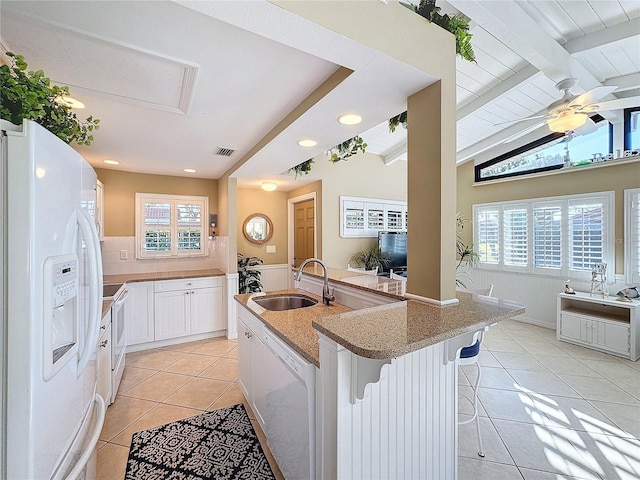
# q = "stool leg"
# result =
<box><xmin>472</xmin><ymin>362</ymin><xmax>485</xmax><ymax>457</ymax></box>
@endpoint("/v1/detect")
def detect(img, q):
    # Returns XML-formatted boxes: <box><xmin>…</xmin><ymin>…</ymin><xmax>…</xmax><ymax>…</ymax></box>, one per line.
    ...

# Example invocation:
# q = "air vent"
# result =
<box><xmin>215</xmin><ymin>147</ymin><xmax>236</xmax><ymax>157</ymax></box>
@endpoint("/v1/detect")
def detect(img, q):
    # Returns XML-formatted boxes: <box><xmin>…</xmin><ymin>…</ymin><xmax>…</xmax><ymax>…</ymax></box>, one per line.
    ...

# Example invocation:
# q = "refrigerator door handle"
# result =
<box><xmin>63</xmin><ymin>393</ymin><xmax>106</xmax><ymax>480</ymax></box>
<box><xmin>76</xmin><ymin>207</ymin><xmax>103</xmax><ymax>374</ymax></box>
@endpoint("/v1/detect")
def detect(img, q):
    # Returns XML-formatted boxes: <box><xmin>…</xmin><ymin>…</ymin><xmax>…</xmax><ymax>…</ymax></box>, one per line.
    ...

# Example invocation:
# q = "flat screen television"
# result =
<box><xmin>378</xmin><ymin>231</ymin><xmax>407</xmax><ymax>273</ymax></box>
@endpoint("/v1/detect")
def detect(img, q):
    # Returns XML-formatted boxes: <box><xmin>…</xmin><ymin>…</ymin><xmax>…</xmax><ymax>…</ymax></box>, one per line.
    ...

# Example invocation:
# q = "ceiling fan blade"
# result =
<box><xmin>573</xmin><ymin>117</ymin><xmax>597</xmax><ymax>136</ymax></box>
<box><xmin>502</xmin><ymin>120</ymin><xmax>547</xmax><ymax>144</ymax></box>
<box><xmin>590</xmin><ymin>96</ymin><xmax>640</xmax><ymax>112</ymax></box>
<box><xmin>569</xmin><ymin>86</ymin><xmax>617</xmax><ymax>108</ymax></box>
<box><xmin>493</xmin><ymin>114</ymin><xmax>548</xmax><ymax>127</ymax></box>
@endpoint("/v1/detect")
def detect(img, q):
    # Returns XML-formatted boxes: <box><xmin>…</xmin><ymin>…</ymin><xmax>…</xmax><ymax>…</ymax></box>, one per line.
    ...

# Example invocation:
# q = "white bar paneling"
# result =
<box><xmin>225</xmin><ymin>273</ymin><xmax>238</xmax><ymax>339</ymax></box>
<box><xmin>319</xmin><ymin>334</ymin><xmax>458</xmax><ymax>479</ymax></box>
<box><xmin>253</xmin><ymin>264</ymin><xmax>290</xmax><ymax>292</ymax></box>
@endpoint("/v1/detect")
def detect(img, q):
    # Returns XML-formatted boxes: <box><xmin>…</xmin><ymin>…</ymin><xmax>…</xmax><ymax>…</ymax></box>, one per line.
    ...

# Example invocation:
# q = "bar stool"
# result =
<box><xmin>456</xmin><ymin>284</ymin><xmax>494</xmax><ymax>458</ymax></box>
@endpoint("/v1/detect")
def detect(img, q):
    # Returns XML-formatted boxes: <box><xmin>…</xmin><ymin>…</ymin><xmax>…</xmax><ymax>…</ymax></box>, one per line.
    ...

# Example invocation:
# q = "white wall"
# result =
<box><xmin>466</xmin><ymin>268</ymin><xmax>628</xmax><ymax>329</ymax></box>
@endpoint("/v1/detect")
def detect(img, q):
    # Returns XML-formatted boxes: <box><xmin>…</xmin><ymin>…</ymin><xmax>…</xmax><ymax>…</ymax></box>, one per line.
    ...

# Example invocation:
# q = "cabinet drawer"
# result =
<box><xmin>154</xmin><ymin>276</ymin><xmax>222</xmax><ymax>292</ymax></box>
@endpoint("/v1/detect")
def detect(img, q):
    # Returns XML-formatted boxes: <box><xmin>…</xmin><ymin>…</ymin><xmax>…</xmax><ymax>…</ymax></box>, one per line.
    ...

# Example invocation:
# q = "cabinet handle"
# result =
<box><xmin>100</xmin><ymin>339</ymin><xmax>108</xmax><ymax>348</ymax></box>
<box><xmin>245</xmin><ymin>331</ymin><xmax>253</xmax><ymax>339</ymax></box>
<box><xmin>186</xmin><ymin>291</ymin><xmax>190</xmax><ymax>295</ymax></box>
<box><xmin>191</xmin><ymin>291</ymin><xmax>195</xmax><ymax>294</ymax></box>
<box><xmin>100</xmin><ymin>325</ymin><xmax>106</xmax><ymax>330</ymax></box>
<box><xmin>187</xmin><ymin>282</ymin><xmax>192</xmax><ymax>286</ymax></box>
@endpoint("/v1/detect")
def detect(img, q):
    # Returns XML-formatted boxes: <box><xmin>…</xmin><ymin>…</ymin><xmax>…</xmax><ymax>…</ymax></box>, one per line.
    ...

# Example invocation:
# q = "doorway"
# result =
<box><xmin>288</xmin><ymin>193</ymin><xmax>317</xmax><ymax>275</ymax></box>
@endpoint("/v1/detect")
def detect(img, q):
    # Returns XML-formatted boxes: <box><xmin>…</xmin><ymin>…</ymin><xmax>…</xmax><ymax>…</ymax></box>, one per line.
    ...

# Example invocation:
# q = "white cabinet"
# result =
<box><xmin>557</xmin><ymin>292</ymin><xmax>639</xmax><ymax>360</ymax></box>
<box><xmin>96</xmin><ymin>180</ymin><xmax>104</xmax><ymax>241</ymax></box>
<box><xmin>126</xmin><ymin>281</ymin><xmax>155</xmax><ymax>346</ymax></box>
<box><xmin>97</xmin><ymin>309</ymin><xmax>112</xmax><ymax>406</ymax></box>
<box><xmin>237</xmin><ymin>306</ymin><xmax>267</xmax><ymax>427</ymax></box>
<box><xmin>154</xmin><ymin>276</ymin><xmax>224</xmax><ymax>341</ymax></box>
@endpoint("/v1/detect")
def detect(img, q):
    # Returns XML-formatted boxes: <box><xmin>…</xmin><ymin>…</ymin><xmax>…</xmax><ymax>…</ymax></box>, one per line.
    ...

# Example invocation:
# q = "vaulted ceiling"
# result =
<box><xmin>1</xmin><ymin>1</ymin><xmax>638</xmax><ymax>190</ymax></box>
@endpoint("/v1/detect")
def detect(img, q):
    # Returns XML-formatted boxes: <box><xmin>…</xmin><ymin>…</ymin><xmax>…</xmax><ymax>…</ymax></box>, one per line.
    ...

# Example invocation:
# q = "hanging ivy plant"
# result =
<box><xmin>391</xmin><ymin>1</ymin><xmax>476</xmax><ymax>133</ymax></box>
<box><xmin>288</xmin><ymin>158</ymin><xmax>314</xmax><ymax>178</ymax></box>
<box><xmin>0</xmin><ymin>52</ymin><xmax>99</xmax><ymax>146</ymax></box>
<box><xmin>328</xmin><ymin>135</ymin><xmax>367</xmax><ymax>163</ymax></box>
<box><xmin>289</xmin><ymin>135</ymin><xmax>367</xmax><ymax>177</ymax></box>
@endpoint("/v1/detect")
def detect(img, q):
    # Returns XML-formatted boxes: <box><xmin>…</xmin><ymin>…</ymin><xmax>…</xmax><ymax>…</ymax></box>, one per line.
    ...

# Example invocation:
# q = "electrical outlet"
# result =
<box><xmin>266</xmin><ymin>245</ymin><xmax>276</xmax><ymax>254</ymax></box>
<box><xmin>120</xmin><ymin>250</ymin><xmax>128</xmax><ymax>260</ymax></box>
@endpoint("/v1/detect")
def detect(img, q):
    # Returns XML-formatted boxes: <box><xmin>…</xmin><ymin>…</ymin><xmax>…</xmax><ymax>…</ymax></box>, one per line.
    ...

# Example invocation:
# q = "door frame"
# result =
<box><xmin>287</xmin><ymin>192</ymin><xmax>317</xmax><ymax>287</ymax></box>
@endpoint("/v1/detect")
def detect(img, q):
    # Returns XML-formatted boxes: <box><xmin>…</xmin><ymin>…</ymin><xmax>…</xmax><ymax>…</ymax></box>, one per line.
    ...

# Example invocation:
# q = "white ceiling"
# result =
<box><xmin>1</xmin><ymin>1</ymin><xmax>638</xmax><ymax>191</ymax></box>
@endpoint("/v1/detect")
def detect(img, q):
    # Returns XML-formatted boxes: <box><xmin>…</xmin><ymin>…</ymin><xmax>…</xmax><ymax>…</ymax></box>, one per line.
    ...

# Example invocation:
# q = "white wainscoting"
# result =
<box><xmin>253</xmin><ymin>264</ymin><xmax>290</xmax><ymax>292</ymax></box>
<box><xmin>467</xmin><ymin>269</ymin><xmax>628</xmax><ymax>330</ymax></box>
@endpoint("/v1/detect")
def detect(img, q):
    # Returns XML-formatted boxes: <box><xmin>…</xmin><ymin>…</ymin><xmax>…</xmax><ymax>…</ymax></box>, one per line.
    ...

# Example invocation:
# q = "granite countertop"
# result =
<box><xmin>296</xmin><ymin>264</ymin><xmax>405</xmax><ymax>300</ymax></box>
<box><xmin>104</xmin><ymin>268</ymin><xmax>225</xmax><ymax>285</ymax></box>
<box><xmin>235</xmin><ymin>289</ymin><xmax>352</xmax><ymax>367</ymax></box>
<box><xmin>313</xmin><ymin>292</ymin><xmax>525</xmax><ymax>359</ymax></box>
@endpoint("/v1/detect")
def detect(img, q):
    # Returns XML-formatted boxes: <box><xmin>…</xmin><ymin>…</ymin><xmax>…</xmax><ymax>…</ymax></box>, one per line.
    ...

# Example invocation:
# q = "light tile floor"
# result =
<box><xmin>96</xmin><ymin>336</ymin><xmax>284</xmax><ymax>480</ymax></box>
<box><xmin>459</xmin><ymin>319</ymin><xmax>640</xmax><ymax>480</ymax></box>
<box><xmin>97</xmin><ymin>321</ymin><xmax>640</xmax><ymax>480</ymax></box>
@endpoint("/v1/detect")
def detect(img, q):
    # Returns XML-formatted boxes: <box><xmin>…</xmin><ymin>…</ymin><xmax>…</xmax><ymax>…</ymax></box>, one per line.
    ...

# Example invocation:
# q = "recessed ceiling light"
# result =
<box><xmin>298</xmin><ymin>139</ymin><xmax>317</xmax><ymax>147</ymax></box>
<box><xmin>338</xmin><ymin>114</ymin><xmax>362</xmax><ymax>125</ymax></box>
<box><xmin>103</xmin><ymin>159</ymin><xmax>120</xmax><ymax>165</ymax></box>
<box><xmin>56</xmin><ymin>96</ymin><xmax>85</xmax><ymax>109</ymax></box>
<box><xmin>261</xmin><ymin>182</ymin><xmax>277</xmax><ymax>192</ymax></box>
<box><xmin>184</xmin><ymin>168</ymin><xmax>197</xmax><ymax>173</ymax></box>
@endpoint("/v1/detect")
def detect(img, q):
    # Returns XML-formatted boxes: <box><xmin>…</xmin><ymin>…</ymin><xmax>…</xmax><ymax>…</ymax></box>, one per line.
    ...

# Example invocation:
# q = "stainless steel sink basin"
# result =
<box><xmin>252</xmin><ymin>294</ymin><xmax>318</xmax><ymax>311</ymax></box>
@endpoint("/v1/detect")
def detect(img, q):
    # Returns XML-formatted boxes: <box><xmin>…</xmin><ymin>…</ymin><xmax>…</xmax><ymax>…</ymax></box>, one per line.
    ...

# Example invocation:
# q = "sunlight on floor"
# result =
<box><xmin>519</xmin><ymin>384</ymin><xmax>640</xmax><ymax>480</ymax></box>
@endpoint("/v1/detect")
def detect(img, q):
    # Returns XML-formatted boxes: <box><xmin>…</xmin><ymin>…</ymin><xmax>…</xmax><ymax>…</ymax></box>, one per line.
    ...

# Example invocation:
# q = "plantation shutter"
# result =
<box><xmin>503</xmin><ymin>205</ymin><xmax>528</xmax><ymax>269</ymax></box>
<box><xmin>143</xmin><ymin>201</ymin><xmax>172</xmax><ymax>256</ymax></box>
<box><xmin>475</xmin><ymin>206</ymin><xmax>500</xmax><ymax>265</ymax></box>
<box><xmin>626</xmin><ymin>189</ymin><xmax>640</xmax><ymax>284</ymax></box>
<box><xmin>533</xmin><ymin>202</ymin><xmax>562</xmax><ymax>272</ymax></box>
<box><xmin>177</xmin><ymin>201</ymin><xmax>205</xmax><ymax>254</ymax></box>
<box><xmin>567</xmin><ymin>197</ymin><xmax>606</xmax><ymax>274</ymax></box>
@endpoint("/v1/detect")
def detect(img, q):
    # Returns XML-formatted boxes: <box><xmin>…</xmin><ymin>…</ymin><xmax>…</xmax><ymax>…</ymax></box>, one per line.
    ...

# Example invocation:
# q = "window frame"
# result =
<box><xmin>475</xmin><ymin>115</ymin><xmax>612</xmax><ymax>183</ymax></box>
<box><xmin>625</xmin><ymin>188</ymin><xmax>640</xmax><ymax>285</ymax></box>
<box><xmin>135</xmin><ymin>193</ymin><xmax>209</xmax><ymax>259</ymax></box>
<box><xmin>473</xmin><ymin>191</ymin><xmax>614</xmax><ymax>281</ymax></box>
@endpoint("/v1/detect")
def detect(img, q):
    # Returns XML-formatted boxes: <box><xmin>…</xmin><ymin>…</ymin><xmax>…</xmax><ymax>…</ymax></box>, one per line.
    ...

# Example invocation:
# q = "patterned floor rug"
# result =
<box><xmin>125</xmin><ymin>403</ymin><xmax>276</xmax><ymax>480</ymax></box>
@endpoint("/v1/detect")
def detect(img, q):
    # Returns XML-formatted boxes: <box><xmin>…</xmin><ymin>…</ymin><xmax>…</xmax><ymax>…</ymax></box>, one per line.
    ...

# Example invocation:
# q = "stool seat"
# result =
<box><xmin>460</xmin><ymin>340</ymin><xmax>481</xmax><ymax>358</ymax></box>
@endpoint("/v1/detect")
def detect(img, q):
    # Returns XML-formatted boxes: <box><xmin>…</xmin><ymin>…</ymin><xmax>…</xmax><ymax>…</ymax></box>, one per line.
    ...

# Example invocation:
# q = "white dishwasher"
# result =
<box><xmin>257</xmin><ymin>326</ymin><xmax>315</xmax><ymax>480</ymax></box>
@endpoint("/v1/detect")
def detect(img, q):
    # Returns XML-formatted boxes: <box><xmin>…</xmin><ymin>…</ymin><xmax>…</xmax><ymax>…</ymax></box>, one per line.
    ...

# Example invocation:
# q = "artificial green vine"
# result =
<box><xmin>1</xmin><ymin>52</ymin><xmax>100</xmax><ymax>146</ymax></box>
<box><xmin>391</xmin><ymin>1</ymin><xmax>476</xmax><ymax>133</ymax></box>
<box><xmin>289</xmin><ymin>135</ymin><xmax>367</xmax><ymax>177</ymax></box>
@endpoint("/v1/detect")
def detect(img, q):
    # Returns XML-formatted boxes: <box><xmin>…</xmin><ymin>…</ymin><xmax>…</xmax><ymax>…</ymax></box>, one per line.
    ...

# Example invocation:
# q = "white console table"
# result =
<box><xmin>557</xmin><ymin>292</ymin><xmax>639</xmax><ymax>361</ymax></box>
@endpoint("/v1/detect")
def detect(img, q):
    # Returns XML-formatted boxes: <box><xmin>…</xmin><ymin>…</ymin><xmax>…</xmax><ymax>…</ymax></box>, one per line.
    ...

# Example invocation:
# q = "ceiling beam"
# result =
<box><xmin>605</xmin><ymin>73</ymin><xmax>640</xmax><ymax>93</ymax></box>
<box><xmin>564</xmin><ymin>17</ymin><xmax>640</xmax><ymax>54</ymax></box>
<box><xmin>382</xmin><ymin>138</ymin><xmax>407</xmax><ymax>165</ymax></box>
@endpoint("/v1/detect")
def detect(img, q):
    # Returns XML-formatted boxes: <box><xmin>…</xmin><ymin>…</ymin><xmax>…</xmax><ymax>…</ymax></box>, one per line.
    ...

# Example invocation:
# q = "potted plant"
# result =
<box><xmin>349</xmin><ymin>244</ymin><xmax>391</xmax><ymax>272</ymax></box>
<box><xmin>237</xmin><ymin>253</ymin><xmax>264</xmax><ymax>293</ymax></box>
<box><xmin>0</xmin><ymin>52</ymin><xmax>99</xmax><ymax>145</ymax></box>
<box><xmin>455</xmin><ymin>212</ymin><xmax>479</xmax><ymax>287</ymax></box>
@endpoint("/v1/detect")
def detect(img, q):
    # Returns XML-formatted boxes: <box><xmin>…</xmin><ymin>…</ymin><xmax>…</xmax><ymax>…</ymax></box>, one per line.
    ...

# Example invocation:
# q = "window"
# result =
<box><xmin>625</xmin><ymin>188</ymin><xmax>640</xmax><ymax>284</ymax></box>
<box><xmin>473</xmin><ymin>192</ymin><xmax>614</xmax><ymax>280</ymax></box>
<box><xmin>624</xmin><ymin>107</ymin><xmax>640</xmax><ymax>151</ymax></box>
<box><xmin>135</xmin><ymin>193</ymin><xmax>208</xmax><ymax>259</ymax></box>
<box><xmin>476</xmin><ymin>116</ymin><xmax>612</xmax><ymax>182</ymax></box>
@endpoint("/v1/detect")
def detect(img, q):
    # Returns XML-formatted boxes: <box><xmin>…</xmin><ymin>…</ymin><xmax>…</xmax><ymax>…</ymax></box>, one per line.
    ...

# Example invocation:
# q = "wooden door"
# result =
<box><xmin>294</xmin><ymin>199</ymin><xmax>315</xmax><ymax>267</ymax></box>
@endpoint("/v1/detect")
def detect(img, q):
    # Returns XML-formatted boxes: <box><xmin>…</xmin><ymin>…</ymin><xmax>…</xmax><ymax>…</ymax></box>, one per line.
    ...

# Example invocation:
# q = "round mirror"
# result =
<box><xmin>242</xmin><ymin>213</ymin><xmax>273</xmax><ymax>245</ymax></box>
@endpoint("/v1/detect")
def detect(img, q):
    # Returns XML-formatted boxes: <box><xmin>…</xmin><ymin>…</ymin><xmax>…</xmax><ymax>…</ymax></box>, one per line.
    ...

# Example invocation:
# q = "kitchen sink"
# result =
<box><xmin>252</xmin><ymin>294</ymin><xmax>318</xmax><ymax>311</ymax></box>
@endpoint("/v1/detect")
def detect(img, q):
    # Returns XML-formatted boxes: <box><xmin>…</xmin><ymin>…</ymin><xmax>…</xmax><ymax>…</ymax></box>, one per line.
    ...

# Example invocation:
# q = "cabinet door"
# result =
<box><xmin>596</xmin><ymin>321</ymin><xmax>629</xmax><ymax>355</ymax></box>
<box><xmin>237</xmin><ymin>319</ymin><xmax>252</xmax><ymax>400</ymax></box>
<box><xmin>559</xmin><ymin>314</ymin><xmax>583</xmax><ymax>342</ymax></box>
<box><xmin>126</xmin><ymin>281</ymin><xmax>155</xmax><ymax>345</ymax></box>
<box><xmin>155</xmin><ymin>289</ymin><xmax>190</xmax><ymax>340</ymax></box>
<box><xmin>97</xmin><ymin>316</ymin><xmax>112</xmax><ymax>405</ymax></box>
<box><xmin>190</xmin><ymin>287</ymin><xmax>224</xmax><ymax>335</ymax></box>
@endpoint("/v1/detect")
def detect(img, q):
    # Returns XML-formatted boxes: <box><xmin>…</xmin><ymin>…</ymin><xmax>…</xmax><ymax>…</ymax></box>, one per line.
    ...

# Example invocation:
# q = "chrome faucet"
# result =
<box><xmin>294</xmin><ymin>258</ymin><xmax>335</xmax><ymax>306</ymax></box>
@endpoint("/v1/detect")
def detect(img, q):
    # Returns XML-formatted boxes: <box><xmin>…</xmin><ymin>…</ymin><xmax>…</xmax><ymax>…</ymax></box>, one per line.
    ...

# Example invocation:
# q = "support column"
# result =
<box><xmin>406</xmin><ymin>81</ymin><xmax>457</xmax><ymax>304</ymax></box>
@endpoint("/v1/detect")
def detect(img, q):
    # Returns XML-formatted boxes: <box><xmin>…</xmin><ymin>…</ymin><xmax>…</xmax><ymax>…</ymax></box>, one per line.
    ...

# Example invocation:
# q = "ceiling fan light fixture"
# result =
<box><xmin>548</xmin><ymin>112</ymin><xmax>588</xmax><ymax>133</ymax></box>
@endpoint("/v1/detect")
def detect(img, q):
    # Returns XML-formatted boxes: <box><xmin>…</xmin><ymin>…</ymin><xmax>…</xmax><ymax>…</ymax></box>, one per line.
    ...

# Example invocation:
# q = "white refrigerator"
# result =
<box><xmin>1</xmin><ymin>120</ymin><xmax>106</xmax><ymax>479</ymax></box>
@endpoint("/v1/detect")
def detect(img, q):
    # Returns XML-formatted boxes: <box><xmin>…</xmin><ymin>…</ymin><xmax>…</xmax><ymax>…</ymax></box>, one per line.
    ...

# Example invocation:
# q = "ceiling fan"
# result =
<box><xmin>500</xmin><ymin>78</ymin><xmax>640</xmax><ymax>141</ymax></box>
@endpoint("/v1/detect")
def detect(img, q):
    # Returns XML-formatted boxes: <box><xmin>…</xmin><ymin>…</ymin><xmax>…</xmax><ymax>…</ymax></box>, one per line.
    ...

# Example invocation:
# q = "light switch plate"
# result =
<box><xmin>266</xmin><ymin>245</ymin><xmax>276</xmax><ymax>254</ymax></box>
<box><xmin>120</xmin><ymin>250</ymin><xmax>128</xmax><ymax>260</ymax></box>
